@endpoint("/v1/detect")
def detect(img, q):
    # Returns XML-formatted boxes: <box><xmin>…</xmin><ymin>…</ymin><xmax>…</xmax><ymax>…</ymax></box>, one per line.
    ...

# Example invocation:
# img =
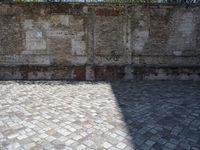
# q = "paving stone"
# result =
<box><xmin>191</xmin><ymin>147</ymin><xmax>199</xmax><ymax>150</ymax></box>
<box><xmin>84</xmin><ymin>140</ymin><xmax>95</xmax><ymax>147</ymax></box>
<box><xmin>102</xmin><ymin>142</ymin><xmax>112</xmax><ymax>149</ymax></box>
<box><xmin>180</xmin><ymin>142</ymin><xmax>191</xmax><ymax>150</ymax></box>
<box><xmin>140</xmin><ymin>143</ymin><xmax>151</xmax><ymax>150</ymax></box>
<box><xmin>109</xmin><ymin>147</ymin><xmax>120</xmax><ymax>150</ymax></box>
<box><xmin>124</xmin><ymin>146</ymin><xmax>134</xmax><ymax>150</ymax></box>
<box><xmin>39</xmin><ymin>133</ymin><xmax>48</xmax><ymax>139</ymax></box>
<box><xmin>165</xmin><ymin>142</ymin><xmax>176</xmax><ymax>149</ymax></box>
<box><xmin>46</xmin><ymin>136</ymin><xmax>56</xmax><ymax>142</ymax></box>
<box><xmin>158</xmin><ymin>138</ymin><xmax>167</xmax><ymax>144</ymax></box>
<box><xmin>0</xmin><ymin>81</ymin><xmax>199</xmax><ymax>150</ymax></box>
<box><xmin>116</xmin><ymin>142</ymin><xmax>127</xmax><ymax>149</ymax></box>
<box><xmin>73</xmin><ymin>135</ymin><xmax>82</xmax><ymax>141</ymax></box>
<box><xmin>150</xmin><ymin>129</ymin><xmax>157</xmax><ymax>134</ymax></box>
<box><xmin>7</xmin><ymin>143</ymin><xmax>20</xmax><ymax>150</ymax></box>
<box><xmin>41</xmin><ymin>141</ymin><xmax>54</xmax><ymax>149</ymax></box>
<box><xmin>23</xmin><ymin>142</ymin><xmax>36</xmax><ymax>149</ymax></box>
<box><xmin>163</xmin><ymin>147</ymin><xmax>172</xmax><ymax>150</ymax></box>
<box><xmin>65</xmin><ymin>139</ymin><xmax>75</xmax><ymax>146</ymax></box>
<box><xmin>145</xmin><ymin>140</ymin><xmax>156</xmax><ymax>146</ymax></box>
<box><xmin>116</xmin><ymin>130</ymin><xmax>127</xmax><ymax>137</ymax></box>
<box><xmin>76</xmin><ymin>144</ymin><xmax>86</xmax><ymax>150</ymax></box>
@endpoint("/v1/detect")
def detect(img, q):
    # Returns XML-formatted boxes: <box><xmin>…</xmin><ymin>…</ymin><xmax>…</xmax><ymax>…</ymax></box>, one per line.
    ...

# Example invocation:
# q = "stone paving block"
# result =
<box><xmin>0</xmin><ymin>81</ymin><xmax>200</xmax><ymax>150</ymax></box>
<box><xmin>116</xmin><ymin>142</ymin><xmax>127</xmax><ymax>149</ymax></box>
<box><xmin>65</xmin><ymin>139</ymin><xmax>75</xmax><ymax>146</ymax></box>
<box><xmin>7</xmin><ymin>133</ymin><xmax>19</xmax><ymax>139</ymax></box>
<box><xmin>39</xmin><ymin>133</ymin><xmax>48</xmax><ymax>139</ymax></box>
<box><xmin>76</xmin><ymin>144</ymin><xmax>86</xmax><ymax>150</ymax></box>
<box><xmin>83</xmin><ymin>140</ymin><xmax>95</xmax><ymax>147</ymax></box>
<box><xmin>109</xmin><ymin>147</ymin><xmax>120</xmax><ymax>150</ymax></box>
<box><xmin>73</xmin><ymin>135</ymin><xmax>82</xmax><ymax>141</ymax></box>
<box><xmin>102</xmin><ymin>142</ymin><xmax>112</xmax><ymax>149</ymax></box>
<box><xmin>7</xmin><ymin>143</ymin><xmax>20</xmax><ymax>150</ymax></box>
<box><xmin>17</xmin><ymin>134</ymin><xmax>28</xmax><ymax>140</ymax></box>
<box><xmin>145</xmin><ymin>140</ymin><xmax>156</xmax><ymax>146</ymax></box>
<box><xmin>165</xmin><ymin>142</ymin><xmax>176</xmax><ymax>149</ymax></box>
<box><xmin>23</xmin><ymin>142</ymin><xmax>36</xmax><ymax>149</ymax></box>
<box><xmin>70</xmin><ymin>141</ymin><xmax>80</xmax><ymax>147</ymax></box>
<box><xmin>179</xmin><ymin>141</ymin><xmax>191</xmax><ymax>150</ymax></box>
<box><xmin>140</xmin><ymin>143</ymin><xmax>151</xmax><ymax>150</ymax></box>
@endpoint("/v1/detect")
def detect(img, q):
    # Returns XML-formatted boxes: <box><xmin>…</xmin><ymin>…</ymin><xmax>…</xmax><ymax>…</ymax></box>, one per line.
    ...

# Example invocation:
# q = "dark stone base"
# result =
<box><xmin>0</xmin><ymin>65</ymin><xmax>200</xmax><ymax>81</ymax></box>
<box><xmin>0</xmin><ymin>65</ymin><xmax>85</xmax><ymax>81</ymax></box>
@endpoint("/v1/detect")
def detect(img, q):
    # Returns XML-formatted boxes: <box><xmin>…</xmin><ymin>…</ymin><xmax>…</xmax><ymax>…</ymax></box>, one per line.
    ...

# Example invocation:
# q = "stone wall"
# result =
<box><xmin>0</xmin><ymin>3</ymin><xmax>200</xmax><ymax>80</ymax></box>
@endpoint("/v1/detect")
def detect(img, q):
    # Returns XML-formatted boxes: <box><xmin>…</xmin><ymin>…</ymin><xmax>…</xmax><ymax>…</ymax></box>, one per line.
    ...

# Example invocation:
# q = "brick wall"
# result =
<box><xmin>0</xmin><ymin>3</ymin><xmax>200</xmax><ymax>80</ymax></box>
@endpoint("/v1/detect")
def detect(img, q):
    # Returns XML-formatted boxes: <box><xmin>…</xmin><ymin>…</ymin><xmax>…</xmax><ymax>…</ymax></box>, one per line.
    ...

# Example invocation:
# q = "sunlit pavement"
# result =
<box><xmin>0</xmin><ymin>81</ymin><xmax>199</xmax><ymax>150</ymax></box>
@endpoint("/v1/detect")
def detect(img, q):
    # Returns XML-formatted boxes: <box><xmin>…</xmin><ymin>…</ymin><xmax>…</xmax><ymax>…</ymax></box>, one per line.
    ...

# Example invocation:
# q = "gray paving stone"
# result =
<box><xmin>140</xmin><ymin>143</ymin><xmax>151</xmax><ymax>150</ymax></box>
<box><xmin>179</xmin><ymin>142</ymin><xmax>191</xmax><ymax>150</ymax></box>
<box><xmin>116</xmin><ymin>142</ymin><xmax>127</xmax><ymax>149</ymax></box>
<box><xmin>102</xmin><ymin>142</ymin><xmax>112</xmax><ymax>149</ymax></box>
<box><xmin>145</xmin><ymin>140</ymin><xmax>156</xmax><ymax>146</ymax></box>
<box><xmin>0</xmin><ymin>81</ymin><xmax>199</xmax><ymax>150</ymax></box>
<box><xmin>165</xmin><ymin>142</ymin><xmax>176</xmax><ymax>149</ymax></box>
<box><xmin>23</xmin><ymin>142</ymin><xmax>36</xmax><ymax>149</ymax></box>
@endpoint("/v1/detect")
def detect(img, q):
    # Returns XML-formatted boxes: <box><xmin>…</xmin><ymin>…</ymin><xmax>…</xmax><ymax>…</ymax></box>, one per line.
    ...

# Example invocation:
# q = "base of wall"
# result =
<box><xmin>0</xmin><ymin>65</ymin><xmax>200</xmax><ymax>81</ymax></box>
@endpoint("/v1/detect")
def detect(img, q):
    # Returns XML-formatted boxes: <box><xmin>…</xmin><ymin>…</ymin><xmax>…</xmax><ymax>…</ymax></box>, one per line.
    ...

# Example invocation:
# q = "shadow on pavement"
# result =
<box><xmin>110</xmin><ymin>81</ymin><xmax>200</xmax><ymax>150</ymax></box>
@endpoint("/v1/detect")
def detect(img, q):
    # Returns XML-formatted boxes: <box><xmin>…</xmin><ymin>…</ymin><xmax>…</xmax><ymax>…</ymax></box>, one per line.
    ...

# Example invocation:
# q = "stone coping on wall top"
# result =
<box><xmin>0</xmin><ymin>2</ymin><xmax>200</xmax><ymax>8</ymax></box>
<box><xmin>0</xmin><ymin>65</ymin><xmax>200</xmax><ymax>68</ymax></box>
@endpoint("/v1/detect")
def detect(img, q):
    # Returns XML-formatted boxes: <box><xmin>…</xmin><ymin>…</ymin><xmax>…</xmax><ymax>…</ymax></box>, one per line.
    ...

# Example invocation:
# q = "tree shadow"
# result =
<box><xmin>110</xmin><ymin>80</ymin><xmax>200</xmax><ymax>150</ymax></box>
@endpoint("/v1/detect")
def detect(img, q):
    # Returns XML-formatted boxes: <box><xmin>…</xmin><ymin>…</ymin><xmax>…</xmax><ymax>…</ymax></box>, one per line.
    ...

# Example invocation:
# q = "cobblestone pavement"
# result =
<box><xmin>0</xmin><ymin>81</ymin><xmax>200</xmax><ymax>150</ymax></box>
